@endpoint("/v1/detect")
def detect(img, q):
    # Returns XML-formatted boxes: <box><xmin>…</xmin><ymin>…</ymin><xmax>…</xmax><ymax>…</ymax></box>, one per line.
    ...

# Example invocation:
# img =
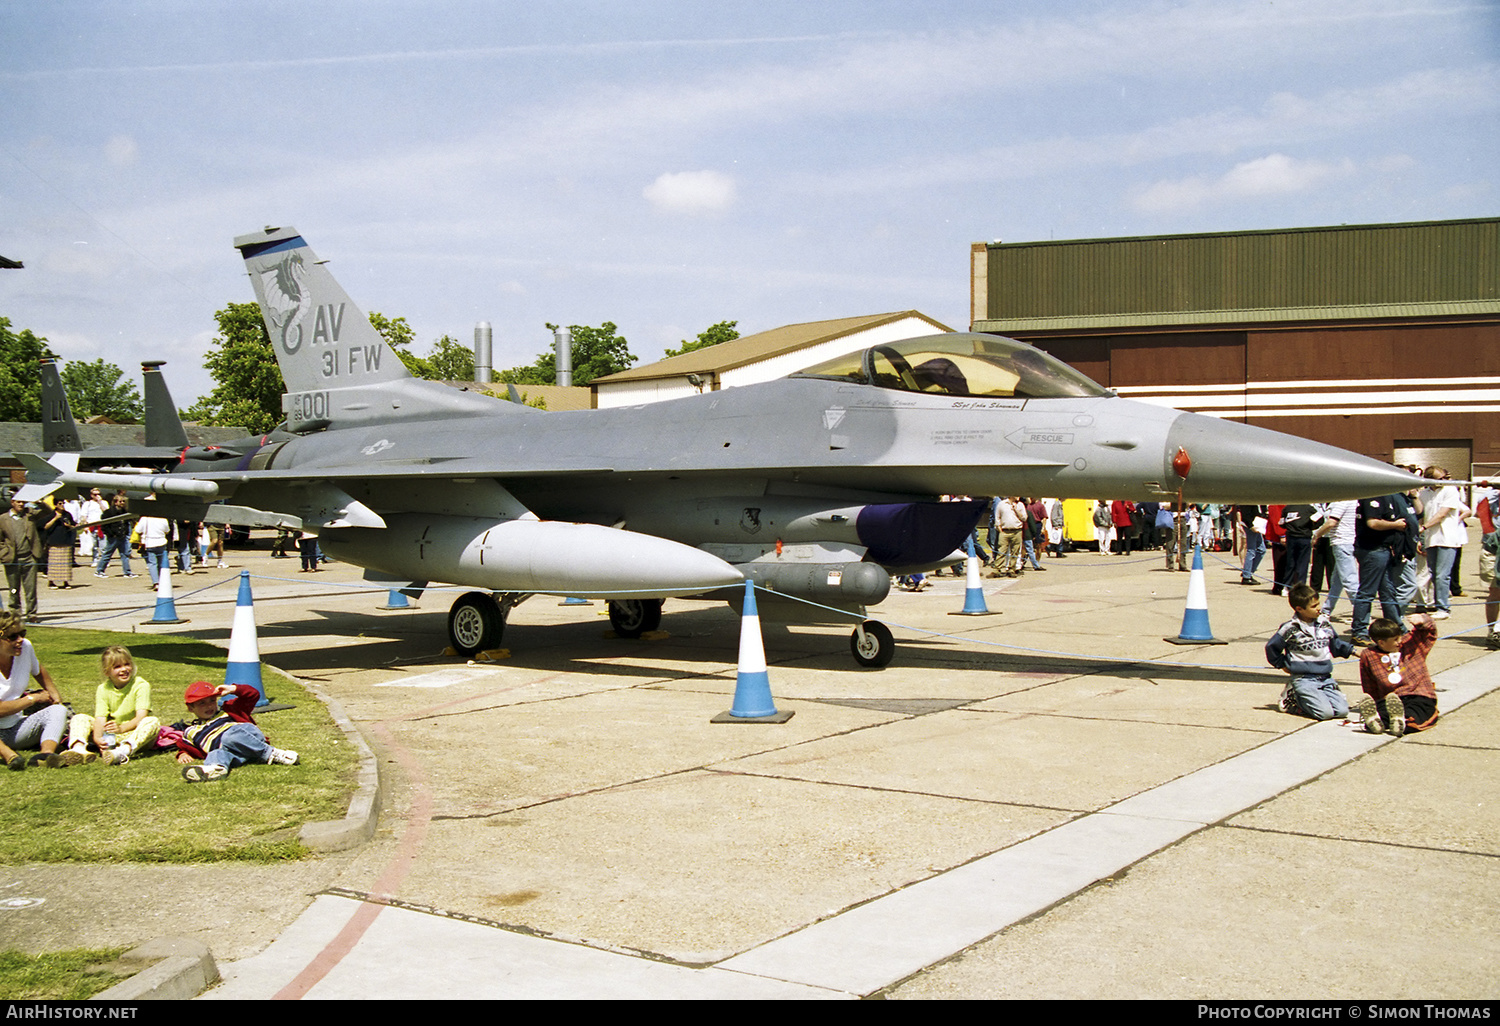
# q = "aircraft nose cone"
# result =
<box><xmin>1165</xmin><ymin>412</ymin><xmax>1423</xmax><ymax>504</ymax></box>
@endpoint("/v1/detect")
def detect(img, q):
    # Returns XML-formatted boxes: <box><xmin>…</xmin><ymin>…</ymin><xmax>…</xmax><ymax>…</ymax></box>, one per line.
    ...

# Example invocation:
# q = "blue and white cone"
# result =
<box><xmin>560</xmin><ymin>596</ymin><xmax>591</xmax><ymax>606</ymax></box>
<box><xmin>144</xmin><ymin>561</ymin><xmax>188</xmax><ymax>624</ymax></box>
<box><xmin>714</xmin><ymin>579</ymin><xmax>793</xmax><ymax>722</ymax></box>
<box><xmin>953</xmin><ymin>537</ymin><xmax>995</xmax><ymax>616</ymax></box>
<box><xmin>379</xmin><ymin>588</ymin><xmax>412</xmax><ymax>610</ymax></box>
<box><xmin>225</xmin><ymin>570</ymin><xmax>267</xmax><ymax>703</ymax></box>
<box><xmin>1166</xmin><ymin>543</ymin><xmax>1226</xmax><ymax>645</ymax></box>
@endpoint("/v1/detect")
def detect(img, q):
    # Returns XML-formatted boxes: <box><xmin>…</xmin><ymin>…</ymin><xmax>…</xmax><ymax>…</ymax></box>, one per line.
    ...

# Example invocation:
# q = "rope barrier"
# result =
<box><xmin>23</xmin><ymin>563</ymin><xmax>1497</xmax><ymax>673</ymax></box>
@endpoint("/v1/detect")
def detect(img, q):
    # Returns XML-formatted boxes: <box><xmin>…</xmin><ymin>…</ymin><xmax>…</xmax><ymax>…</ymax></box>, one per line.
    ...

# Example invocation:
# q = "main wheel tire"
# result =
<box><xmin>850</xmin><ymin>619</ymin><xmax>895</xmax><ymax>668</ymax></box>
<box><xmin>608</xmin><ymin>598</ymin><xmax>663</xmax><ymax>638</ymax></box>
<box><xmin>448</xmin><ymin>591</ymin><xmax>505</xmax><ymax>656</ymax></box>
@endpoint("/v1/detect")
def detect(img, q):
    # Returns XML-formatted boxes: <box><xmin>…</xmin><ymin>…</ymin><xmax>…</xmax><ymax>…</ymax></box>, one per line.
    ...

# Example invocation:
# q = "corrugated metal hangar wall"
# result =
<box><xmin>971</xmin><ymin>218</ymin><xmax>1500</xmax><ymax>479</ymax></box>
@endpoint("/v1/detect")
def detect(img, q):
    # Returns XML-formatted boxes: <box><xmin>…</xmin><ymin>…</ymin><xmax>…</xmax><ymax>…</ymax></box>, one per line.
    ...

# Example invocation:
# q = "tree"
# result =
<box><xmin>182</xmin><ymin>303</ymin><xmax>285</xmax><ymax>435</ymax></box>
<box><xmin>425</xmin><ymin>334</ymin><xmax>475</xmax><ymax>381</ymax></box>
<box><xmin>665</xmin><ymin>320</ymin><xmax>739</xmax><ymax>358</ymax></box>
<box><xmin>0</xmin><ymin>317</ymin><xmax>58</xmax><ymax>422</ymax></box>
<box><xmin>499</xmin><ymin>322</ymin><xmax>637</xmax><ymax>386</ymax></box>
<box><xmin>60</xmin><ymin>359</ymin><xmax>143</xmax><ymax>423</ymax></box>
<box><xmin>368</xmin><ymin>312</ymin><xmax>433</xmax><ymax>378</ymax></box>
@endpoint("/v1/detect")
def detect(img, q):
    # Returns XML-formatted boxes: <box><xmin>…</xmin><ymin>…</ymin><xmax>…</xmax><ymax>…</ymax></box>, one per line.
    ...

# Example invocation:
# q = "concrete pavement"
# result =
<box><xmin>3</xmin><ymin>541</ymin><xmax>1496</xmax><ymax>999</ymax></box>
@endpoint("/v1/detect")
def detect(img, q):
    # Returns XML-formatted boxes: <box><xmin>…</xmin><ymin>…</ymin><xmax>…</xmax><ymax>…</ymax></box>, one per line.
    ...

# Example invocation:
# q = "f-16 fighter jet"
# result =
<box><xmin>20</xmin><ymin>227</ymin><xmax>1424</xmax><ymax>666</ymax></box>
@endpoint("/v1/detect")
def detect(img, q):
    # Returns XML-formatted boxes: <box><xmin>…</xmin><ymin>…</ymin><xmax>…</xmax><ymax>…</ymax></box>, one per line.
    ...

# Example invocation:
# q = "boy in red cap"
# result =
<box><xmin>174</xmin><ymin>681</ymin><xmax>298</xmax><ymax>782</ymax></box>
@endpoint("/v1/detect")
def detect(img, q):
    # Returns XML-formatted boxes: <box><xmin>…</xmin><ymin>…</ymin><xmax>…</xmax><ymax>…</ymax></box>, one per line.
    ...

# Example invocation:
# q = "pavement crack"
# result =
<box><xmin>1221</xmin><ymin>822</ymin><xmax>1500</xmax><ymax>859</ymax></box>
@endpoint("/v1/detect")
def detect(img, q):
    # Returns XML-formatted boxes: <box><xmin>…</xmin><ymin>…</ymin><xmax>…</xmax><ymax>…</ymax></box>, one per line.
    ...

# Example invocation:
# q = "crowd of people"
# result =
<box><xmin>906</xmin><ymin>474</ymin><xmax>1500</xmax><ymax>735</ymax></box>
<box><xmin>0</xmin><ymin>487</ymin><xmax>236</xmax><ymax>621</ymax></box>
<box><xmin>935</xmin><ymin>479</ymin><xmax>1498</xmax><ymax>653</ymax></box>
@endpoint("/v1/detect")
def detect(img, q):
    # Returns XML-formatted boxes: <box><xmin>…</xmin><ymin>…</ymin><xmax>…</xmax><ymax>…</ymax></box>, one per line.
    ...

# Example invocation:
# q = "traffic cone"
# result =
<box><xmin>951</xmin><ymin>537</ymin><xmax>999</xmax><ymax>616</ymax></box>
<box><xmin>1165</xmin><ymin>543</ymin><xmax>1227</xmax><ymax>645</ymax></box>
<box><xmin>143</xmin><ymin>561</ymin><xmax>188</xmax><ymax>625</ymax></box>
<box><xmin>379</xmin><ymin>588</ymin><xmax>413</xmax><ymax>610</ymax></box>
<box><xmin>713</xmin><ymin>580</ymin><xmax>793</xmax><ymax>723</ymax></box>
<box><xmin>225</xmin><ymin>571</ymin><xmax>269</xmax><ymax>704</ymax></box>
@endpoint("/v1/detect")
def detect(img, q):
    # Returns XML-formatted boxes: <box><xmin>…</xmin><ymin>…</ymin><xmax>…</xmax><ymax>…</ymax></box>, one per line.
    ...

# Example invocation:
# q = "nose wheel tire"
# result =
<box><xmin>449</xmin><ymin>592</ymin><xmax>505</xmax><ymax>656</ymax></box>
<box><xmin>608</xmin><ymin>598</ymin><xmax>663</xmax><ymax>638</ymax></box>
<box><xmin>850</xmin><ymin>619</ymin><xmax>895</xmax><ymax>668</ymax></box>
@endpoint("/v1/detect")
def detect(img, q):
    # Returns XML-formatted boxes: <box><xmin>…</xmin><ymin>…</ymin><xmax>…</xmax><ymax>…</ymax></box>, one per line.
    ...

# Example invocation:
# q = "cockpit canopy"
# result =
<box><xmin>792</xmin><ymin>333</ymin><xmax>1110</xmax><ymax>400</ymax></box>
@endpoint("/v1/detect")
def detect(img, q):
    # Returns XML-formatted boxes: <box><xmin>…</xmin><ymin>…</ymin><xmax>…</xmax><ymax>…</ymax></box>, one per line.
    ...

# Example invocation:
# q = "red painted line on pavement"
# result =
<box><xmin>272</xmin><ymin>671</ymin><xmax>574</xmax><ymax>999</ymax></box>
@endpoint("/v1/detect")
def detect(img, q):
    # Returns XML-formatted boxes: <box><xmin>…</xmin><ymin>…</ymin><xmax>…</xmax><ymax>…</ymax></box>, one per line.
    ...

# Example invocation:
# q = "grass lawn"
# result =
<box><xmin>4</xmin><ymin>627</ymin><xmax>359</xmax><ymax>863</ymax></box>
<box><xmin>0</xmin><ymin>947</ymin><xmax>133</xmax><ymax>1000</ymax></box>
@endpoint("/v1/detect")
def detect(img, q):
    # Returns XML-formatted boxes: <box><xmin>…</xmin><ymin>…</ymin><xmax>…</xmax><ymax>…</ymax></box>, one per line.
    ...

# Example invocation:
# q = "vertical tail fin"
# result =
<box><xmin>39</xmin><ymin>359</ymin><xmax>82</xmax><ymax>453</ymax></box>
<box><xmin>233</xmin><ymin>227</ymin><xmax>412</xmax><ymax>396</ymax></box>
<box><xmin>141</xmin><ymin>361</ymin><xmax>190</xmax><ymax>449</ymax></box>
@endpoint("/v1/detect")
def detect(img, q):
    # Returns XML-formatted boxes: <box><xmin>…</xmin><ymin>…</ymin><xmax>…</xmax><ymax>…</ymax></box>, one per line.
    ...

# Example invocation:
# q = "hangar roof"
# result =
<box><xmin>972</xmin><ymin>217</ymin><xmax>1500</xmax><ymax>333</ymax></box>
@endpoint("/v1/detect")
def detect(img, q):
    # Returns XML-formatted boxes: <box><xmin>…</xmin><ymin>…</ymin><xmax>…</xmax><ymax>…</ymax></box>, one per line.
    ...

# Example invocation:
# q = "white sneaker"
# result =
<box><xmin>105</xmin><ymin>746</ymin><xmax>132</xmax><ymax>766</ymax></box>
<box><xmin>1430</xmin><ymin>610</ymin><xmax>1450</xmax><ymax>620</ymax></box>
<box><xmin>183</xmin><ymin>763</ymin><xmax>229</xmax><ymax>782</ymax></box>
<box><xmin>266</xmin><ymin>747</ymin><xmax>299</xmax><ymax>765</ymax></box>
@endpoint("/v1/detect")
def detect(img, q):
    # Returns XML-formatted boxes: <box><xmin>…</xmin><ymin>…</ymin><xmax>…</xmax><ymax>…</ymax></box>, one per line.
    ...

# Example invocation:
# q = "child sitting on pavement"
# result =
<box><xmin>57</xmin><ymin>645</ymin><xmax>161</xmax><ymax>766</ymax></box>
<box><xmin>1266</xmin><ymin>583</ymin><xmax>1356</xmax><ymax>720</ymax></box>
<box><xmin>1357</xmin><ymin>614</ymin><xmax>1440</xmax><ymax>736</ymax></box>
<box><xmin>173</xmin><ymin>681</ymin><xmax>298</xmax><ymax>782</ymax></box>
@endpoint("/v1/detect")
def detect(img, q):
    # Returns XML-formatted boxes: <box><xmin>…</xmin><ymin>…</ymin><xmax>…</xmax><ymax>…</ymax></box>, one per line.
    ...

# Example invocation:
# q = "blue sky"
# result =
<box><xmin>1</xmin><ymin>0</ymin><xmax>1496</xmax><ymax>407</ymax></box>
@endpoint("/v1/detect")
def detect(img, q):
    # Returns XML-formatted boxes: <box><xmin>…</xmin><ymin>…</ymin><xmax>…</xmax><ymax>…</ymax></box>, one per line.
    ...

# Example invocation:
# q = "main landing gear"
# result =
<box><xmin>447</xmin><ymin>591</ymin><xmax>530</xmax><ymax>656</ymax></box>
<box><xmin>607</xmin><ymin>598</ymin><xmax>663</xmax><ymax>638</ymax></box>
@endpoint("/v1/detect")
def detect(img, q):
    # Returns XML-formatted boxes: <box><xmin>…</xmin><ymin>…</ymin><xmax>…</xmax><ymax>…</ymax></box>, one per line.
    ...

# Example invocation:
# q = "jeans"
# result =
<box><xmin>1289</xmin><ymin>676</ymin><xmax>1350</xmax><ymax>721</ymax></box>
<box><xmin>143</xmin><ymin>546</ymin><xmax>169</xmax><ymax>587</ymax></box>
<box><xmin>94</xmin><ymin>536</ymin><xmax>132</xmax><ymax>575</ymax></box>
<box><xmin>1426</xmin><ymin>546</ymin><xmax>1458</xmax><ymax>613</ymax></box>
<box><xmin>1242</xmin><ymin>529</ymin><xmax>1267</xmax><ymax>580</ymax></box>
<box><xmin>202</xmin><ymin>722</ymin><xmax>273</xmax><ymax>772</ymax></box>
<box><xmin>1022</xmin><ymin>538</ymin><xmax>1042</xmax><ymax>569</ymax></box>
<box><xmin>1324</xmin><ymin>544</ymin><xmax>1358</xmax><ymax>614</ymax></box>
<box><xmin>1353</xmin><ymin>547</ymin><xmax>1405</xmax><ymax>638</ymax></box>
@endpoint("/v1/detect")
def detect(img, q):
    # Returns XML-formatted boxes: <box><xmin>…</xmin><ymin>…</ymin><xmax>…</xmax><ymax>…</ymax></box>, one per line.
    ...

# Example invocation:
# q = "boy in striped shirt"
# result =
<box><xmin>174</xmin><ymin>681</ymin><xmax>298</xmax><ymax>783</ymax></box>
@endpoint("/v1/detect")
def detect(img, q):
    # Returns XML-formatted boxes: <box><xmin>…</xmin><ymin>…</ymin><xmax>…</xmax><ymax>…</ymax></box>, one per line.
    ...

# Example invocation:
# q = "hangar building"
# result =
<box><xmin>970</xmin><ymin>217</ymin><xmax>1500</xmax><ymax>479</ymax></box>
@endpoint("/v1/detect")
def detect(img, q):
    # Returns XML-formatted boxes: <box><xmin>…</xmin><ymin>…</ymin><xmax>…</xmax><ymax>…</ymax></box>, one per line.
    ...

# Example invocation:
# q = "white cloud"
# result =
<box><xmin>103</xmin><ymin>134</ymin><xmax>138</xmax><ymax>166</ymax></box>
<box><xmin>1132</xmin><ymin>153</ymin><xmax>1356</xmax><ymax>213</ymax></box>
<box><xmin>642</xmin><ymin>170</ymin><xmax>737</xmax><ymax>215</ymax></box>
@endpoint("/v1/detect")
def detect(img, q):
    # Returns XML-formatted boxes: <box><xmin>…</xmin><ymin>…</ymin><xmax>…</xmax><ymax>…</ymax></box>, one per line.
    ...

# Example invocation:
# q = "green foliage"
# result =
<box><xmin>368</xmin><ymin>311</ymin><xmax>433</xmax><ymax>377</ymax></box>
<box><xmin>665</xmin><ymin>320</ymin><xmax>739</xmax><ymax>358</ymax></box>
<box><xmin>490</xmin><ymin>387</ymin><xmax>547</xmax><ymax>409</ymax></box>
<box><xmin>0</xmin><ymin>947</ymin><xmax>132</xmax><ymax>1000</ymax></box>
<box><xmin>59</xmin><ymin>358</ymin><xmax>143</xmax><ymax>423</ymax></box>
<box><xmin>500</xmin><ymin>322</ymin><xmax>637</xmax><ymax>386</ymax></box>
<box><xmin>426</xmin><ymin>334</ymin><xmax>476</xmax><ymax>381</ymax></box>
<box><xmin>0</xmin><ymin>626</ymin><xmax>358</xmax><ymax>864</ymax></box>
<box><xmin>181</xmin><ymin>303</ymin><xmax>285</xmax><ymax>435</ymax></box>
<box><xmin>0</xmin><ymin>317</ymin><xmax>58</xmax><ymax>422</ymax></box>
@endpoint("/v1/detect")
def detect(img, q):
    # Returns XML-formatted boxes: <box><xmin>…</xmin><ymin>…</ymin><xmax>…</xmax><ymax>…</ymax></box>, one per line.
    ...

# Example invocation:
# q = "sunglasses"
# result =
<box><xmin>4</xmin><ymin>631</ymin><xmax>26</xmax><ymax>642</ymax></box>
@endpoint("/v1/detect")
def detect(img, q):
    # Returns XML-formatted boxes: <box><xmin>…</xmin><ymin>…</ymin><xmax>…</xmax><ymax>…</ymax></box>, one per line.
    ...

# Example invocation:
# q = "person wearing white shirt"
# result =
<box><xmin>1418</xmin><ymin>467</ymin><xmax>1468</xmax><ymax>619</ymax></box>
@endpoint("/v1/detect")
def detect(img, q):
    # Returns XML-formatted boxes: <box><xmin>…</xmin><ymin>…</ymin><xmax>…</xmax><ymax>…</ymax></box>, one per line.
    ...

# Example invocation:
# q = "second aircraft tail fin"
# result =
<box><xmin>39</xmin><ymin>359</ymin><xmax>82</xmax><ymax>453</ymax></box>
<box><xmin>142</xmin><ymin>361</ymin><xmax>191</xmax><ymax>449</ymax></box>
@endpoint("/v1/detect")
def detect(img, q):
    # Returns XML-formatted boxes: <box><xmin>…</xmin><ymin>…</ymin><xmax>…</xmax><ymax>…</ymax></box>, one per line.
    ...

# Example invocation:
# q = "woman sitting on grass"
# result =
<box><xmin>56</xmin><ymin>644</ymin><xmax>160</xmax><ymax>767</ymax></box>
<box><xmin>0</xmin><ymin>611</ymin><xmax>68</xmax><ymax>770</ymax></box>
